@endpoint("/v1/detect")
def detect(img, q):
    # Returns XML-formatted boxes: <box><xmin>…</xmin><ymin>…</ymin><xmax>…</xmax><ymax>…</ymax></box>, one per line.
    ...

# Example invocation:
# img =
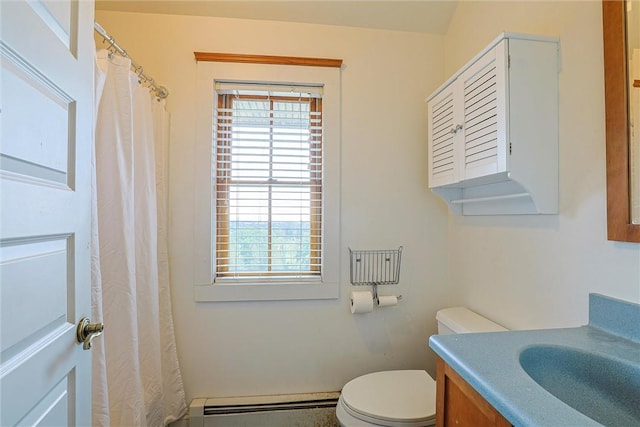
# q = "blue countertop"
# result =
<box><xmin>428</xmin><ymin>294</ymin><xmax>640</xmax><ymax>427</ymax></box>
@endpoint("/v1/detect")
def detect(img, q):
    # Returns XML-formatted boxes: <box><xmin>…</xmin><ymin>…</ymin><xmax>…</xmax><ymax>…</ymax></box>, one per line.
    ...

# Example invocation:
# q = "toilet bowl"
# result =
<box><xmin>336</xmin><ymin>370</ymin><xmax>436</xmax><ymax>426</ymax></box>
<box><xmin>336</xmin><ymin>307</ymin><xmax>507</xmax><ymax>427</ymax></box>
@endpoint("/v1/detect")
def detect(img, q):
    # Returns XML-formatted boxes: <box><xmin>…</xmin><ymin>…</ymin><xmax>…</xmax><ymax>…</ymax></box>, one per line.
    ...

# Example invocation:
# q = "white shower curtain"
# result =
<box><xmin>92</xmin><ymin>49</ymin><xmax>187</xmax><ymax>427</ymax></box>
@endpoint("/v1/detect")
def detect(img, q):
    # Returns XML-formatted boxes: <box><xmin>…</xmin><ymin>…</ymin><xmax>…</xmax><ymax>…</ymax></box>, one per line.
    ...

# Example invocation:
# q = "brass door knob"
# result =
<box><xmin>76</xmin><ymin>317</ymin><xmax>104</xmax><ymax>350</ymax></box>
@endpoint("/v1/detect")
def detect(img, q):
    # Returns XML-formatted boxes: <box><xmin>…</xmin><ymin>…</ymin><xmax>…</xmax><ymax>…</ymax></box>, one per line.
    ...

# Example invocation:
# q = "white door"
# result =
<box><xmin>1</xmin><ymin>0</ymin><xmax>95</xmax><ymax>425</ymax></box>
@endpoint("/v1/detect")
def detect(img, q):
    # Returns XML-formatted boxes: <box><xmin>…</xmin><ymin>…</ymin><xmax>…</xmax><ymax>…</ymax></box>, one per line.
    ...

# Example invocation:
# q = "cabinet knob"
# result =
<box><xmin>449</xmin><ymin>124</ymin><xmax>464</xmax><ymax>134</ymax></box>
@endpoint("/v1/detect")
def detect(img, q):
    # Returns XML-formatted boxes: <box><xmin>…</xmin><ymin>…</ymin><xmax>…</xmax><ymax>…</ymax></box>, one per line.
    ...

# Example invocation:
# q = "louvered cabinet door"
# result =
<box><xmin>459</xmin><ymin>40</ymin><xmax>509</xmax><ymax>181</ymax></box>
<box><xmin>428</xmin><ymin>84</ymin><xmax>462</xmax><ymax>187</ymax></box>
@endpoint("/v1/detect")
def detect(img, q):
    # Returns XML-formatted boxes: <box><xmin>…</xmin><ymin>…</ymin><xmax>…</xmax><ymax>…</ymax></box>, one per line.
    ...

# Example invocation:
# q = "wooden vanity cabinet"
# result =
<box><xmin>436</xmin><ymin>357</ymin><xmax>512</xmax><ymax>427</ymax></box>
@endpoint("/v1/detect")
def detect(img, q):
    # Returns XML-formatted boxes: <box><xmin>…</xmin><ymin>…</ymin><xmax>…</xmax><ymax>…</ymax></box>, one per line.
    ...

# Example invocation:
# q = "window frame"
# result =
<box><xmin>214</xmin><ymin>93</ymin><xmax>322</xmax><ymax>280</ymax></box>
<box><xmin>193</xmin><ymin>61</ymin><xmax>341</xmax><ymax>302</ymax></box>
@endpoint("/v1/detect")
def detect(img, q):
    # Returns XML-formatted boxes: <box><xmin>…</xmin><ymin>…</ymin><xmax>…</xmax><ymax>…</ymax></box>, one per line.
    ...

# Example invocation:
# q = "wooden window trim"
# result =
<box><xmin>195</xmin><ymin>52</ymin><xmax>343</xmax><ymax>68</ymax></box>
<box><xmin>215</xmin><ymin>94</ymin><xmax>232</xmax><ymax>275</ymax></box>
<box><xmin>310</xmin><ymin>98</ymin><xmax>322</xmax><ymax>272</ymax></box>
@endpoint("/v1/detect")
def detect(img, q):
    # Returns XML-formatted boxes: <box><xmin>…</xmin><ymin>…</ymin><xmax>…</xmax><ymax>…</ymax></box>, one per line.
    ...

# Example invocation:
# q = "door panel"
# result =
<box><xmin>1</xmin><ymin>51</ymin><xmax>74</xmax><ymax>185</ymax></box>
<box><xmin>0</xmin><ymin>237</ymin><xmax>70</xmax><ymax>352</ymax></box>
<box><xmin>0</xmin><ymin>0</ymin><xmax>94</xmax><ymax>425</ymax></box>
<box><xmin>26</xmin><ymin>0</ymin><xmax>78</xmax><ymax>54</ymax></box>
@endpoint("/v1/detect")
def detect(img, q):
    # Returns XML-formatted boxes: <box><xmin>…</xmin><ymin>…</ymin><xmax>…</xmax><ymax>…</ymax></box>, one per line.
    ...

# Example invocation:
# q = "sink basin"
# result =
<box><xmin>519</xmin><ymin>345</ymin><xmax>640</xmax><ymax>426</ymax></box>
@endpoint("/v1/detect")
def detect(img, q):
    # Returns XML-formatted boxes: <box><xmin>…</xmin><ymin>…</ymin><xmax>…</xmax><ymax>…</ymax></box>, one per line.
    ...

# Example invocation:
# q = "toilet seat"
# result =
<box><xmin>339</xmin><ymin>370</ymin><xmax>436</xmax><ymax>427</ymax></box>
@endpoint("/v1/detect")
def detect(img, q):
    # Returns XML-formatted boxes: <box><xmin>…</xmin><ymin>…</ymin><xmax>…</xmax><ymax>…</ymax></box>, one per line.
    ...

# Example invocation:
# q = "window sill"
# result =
<box><xmin>194</xmin><ymin>280</ymin><xmax>339</xmax><ymax>302</ymax></box>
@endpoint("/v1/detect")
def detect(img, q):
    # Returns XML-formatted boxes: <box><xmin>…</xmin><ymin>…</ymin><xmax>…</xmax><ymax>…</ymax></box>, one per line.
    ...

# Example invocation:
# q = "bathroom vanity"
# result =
<box><xmin>429</xmin><ymin>294</ymin><xmax>640</xmax><ymax>426</ymax></box>
<box><xmin>435</xmin><ymin>357</ymin><xmax>510</xmax><ymax>427</ymax></box>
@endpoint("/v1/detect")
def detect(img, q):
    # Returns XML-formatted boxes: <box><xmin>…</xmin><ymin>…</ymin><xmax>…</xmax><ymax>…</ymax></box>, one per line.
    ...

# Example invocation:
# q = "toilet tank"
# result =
<box><xmin>436</xmin><ymin>307</ymin><xmax>507</xmax><ymax>335</ymax></box>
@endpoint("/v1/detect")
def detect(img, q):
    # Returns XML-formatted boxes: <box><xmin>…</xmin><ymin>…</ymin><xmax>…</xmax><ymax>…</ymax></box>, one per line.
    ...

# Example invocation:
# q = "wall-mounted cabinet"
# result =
<box><xmin>427</xmin><ymin>33</ymin><xmax>559</xmax><ymax>215</ymax></box>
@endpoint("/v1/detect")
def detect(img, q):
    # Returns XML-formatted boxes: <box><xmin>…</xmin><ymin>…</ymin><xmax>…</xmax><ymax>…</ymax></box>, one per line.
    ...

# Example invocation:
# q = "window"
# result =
<box><xmin>193</xmin><ymin>61</ymin><xmax>340</xmax><ymax>301</ymax></box>
<box><xmin>214</xmin><ymin>84</ymin><xmax>322</xmax><ymax>280</ymax></box>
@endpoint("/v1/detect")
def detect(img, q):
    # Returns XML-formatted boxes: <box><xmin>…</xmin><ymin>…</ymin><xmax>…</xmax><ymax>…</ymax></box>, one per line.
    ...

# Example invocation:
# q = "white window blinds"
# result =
<box><xmin>214</xmin><ymin>81</ymin><xmax>323</xmax><ymax>280</ymax></box>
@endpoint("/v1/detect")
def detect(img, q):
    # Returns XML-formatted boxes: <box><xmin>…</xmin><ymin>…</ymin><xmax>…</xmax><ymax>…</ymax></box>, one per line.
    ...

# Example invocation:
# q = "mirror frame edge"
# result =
<box><xmin>603</xmin><ymin>0</ymin><xmax>640</xmax><ymax>242</ymax></box>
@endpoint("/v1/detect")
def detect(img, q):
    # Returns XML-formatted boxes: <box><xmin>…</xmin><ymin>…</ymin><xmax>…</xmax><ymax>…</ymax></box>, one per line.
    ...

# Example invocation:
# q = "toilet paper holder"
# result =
<box><xmin>371</xmin><ymin>282</ymin><xmax>403</xmax><ymax>305</ymax></box>
<box><xmin>349</xmin><ymin>246</ymin><xmax>403</xmax><ymax>304</ymax></box>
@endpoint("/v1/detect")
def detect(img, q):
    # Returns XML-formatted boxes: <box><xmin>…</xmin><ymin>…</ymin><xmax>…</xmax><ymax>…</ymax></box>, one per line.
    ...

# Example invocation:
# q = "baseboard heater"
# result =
<box><xmin>189</xmin><ymin>392</ymin><xmax>340</xmax><ymax>427</ymax></box>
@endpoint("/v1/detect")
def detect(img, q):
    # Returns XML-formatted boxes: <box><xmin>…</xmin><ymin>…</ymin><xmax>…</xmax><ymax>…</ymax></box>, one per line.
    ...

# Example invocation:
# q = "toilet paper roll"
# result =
<box><xmin>350</xmin><ymin>291</ymin><xmax>374</xmax><ymax>314</ymax></box>
<box><xmin>378</xmin><ymin>295</ymin><xmax>398</xmax><ymax>307</ymax></box>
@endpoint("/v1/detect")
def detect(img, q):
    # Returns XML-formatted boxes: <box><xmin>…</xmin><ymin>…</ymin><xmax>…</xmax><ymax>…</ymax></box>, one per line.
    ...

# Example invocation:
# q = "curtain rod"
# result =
<box><xmin>94</xmin><ymin>22</ymin><xmax>169</xmax><ymax>99</ymax></box>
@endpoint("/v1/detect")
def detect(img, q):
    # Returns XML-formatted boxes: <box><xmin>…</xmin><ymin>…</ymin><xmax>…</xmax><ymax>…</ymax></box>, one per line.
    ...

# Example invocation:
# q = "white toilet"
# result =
<box><xmin>336</xmin><ymin>307</ymin><xmax>507</xmax><ymax>427</ymax></box>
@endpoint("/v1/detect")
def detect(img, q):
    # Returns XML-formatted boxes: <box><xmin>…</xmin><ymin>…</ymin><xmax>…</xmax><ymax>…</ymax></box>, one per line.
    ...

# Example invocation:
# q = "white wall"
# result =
<box><xmin>94</xmin><ymin>11</ymin><xmax>450</xmax><ymax>401</ymax></box>
<box><xmin>443</xmin><ymin>1</ymin><xmax>640</xmax><ymax>330</ymax></box>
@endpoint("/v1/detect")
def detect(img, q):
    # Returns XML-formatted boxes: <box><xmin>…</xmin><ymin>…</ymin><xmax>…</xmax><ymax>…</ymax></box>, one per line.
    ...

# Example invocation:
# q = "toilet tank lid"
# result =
<box><xmin>436</xmin><ymin>307</ymin><xmax>508</xmax><ymax>333</ymax></box>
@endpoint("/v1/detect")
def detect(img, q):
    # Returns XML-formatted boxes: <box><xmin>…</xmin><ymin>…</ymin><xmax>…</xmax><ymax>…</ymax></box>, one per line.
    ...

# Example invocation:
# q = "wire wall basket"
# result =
<box><xmin>349</xmin><ymin>246</ymin><xmax>403</xmax><ymax>286</ymax></box>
